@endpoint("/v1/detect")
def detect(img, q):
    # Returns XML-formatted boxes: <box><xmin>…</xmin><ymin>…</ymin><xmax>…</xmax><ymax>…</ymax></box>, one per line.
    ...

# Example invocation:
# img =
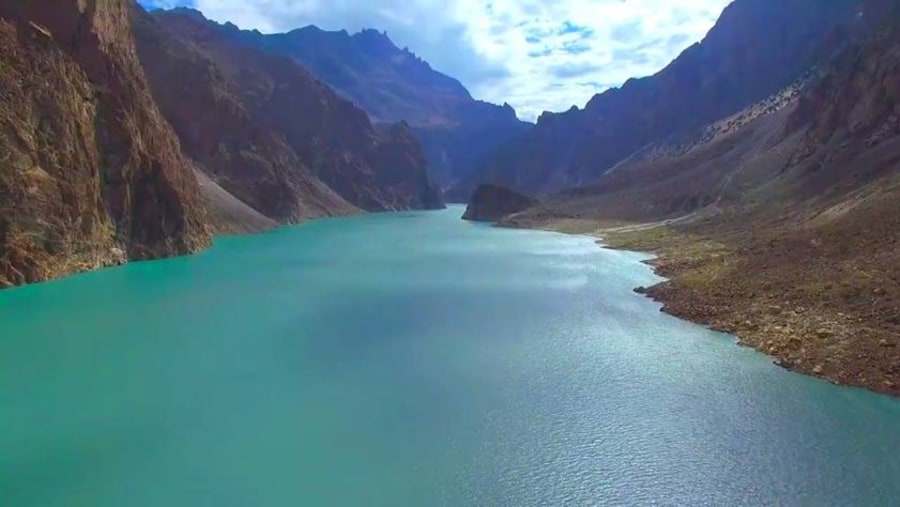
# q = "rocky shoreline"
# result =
<box><xmin>628</xmin><ymin>258</ymin><xmax>898</xmax><ymax>396</ymax></box>
<box><xmin>501</xmin><ymin>216</ymin><xmax>900</xmax><ymax>398</ymax></box>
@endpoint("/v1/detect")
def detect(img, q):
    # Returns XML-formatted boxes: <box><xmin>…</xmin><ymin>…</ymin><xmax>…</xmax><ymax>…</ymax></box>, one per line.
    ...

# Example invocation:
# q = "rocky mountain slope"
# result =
<box><xmin>0</xmin><ymin>0</ymin><xmax>210</xmax><ymax>287</ymax></box>
<box><xmin>135</xmin><ymin>7</ymin><xmax>443</xmax><ymax>220</ymax></box>
<box><xmin>218</xmin><ymin>19</ymin><xmax>530</xmax><ymax>187</ymax></box>
<box><xmin>0</xmin><ymin>0</ymin><xmax>448</xmax><ymax>288</ymax></box>
<box><xmin>502</xmin><ymin>0</ymin><xmax>900</xmax><ymax>395</ymax></box>
<box><xmin>459</xmin><ymin>0</ymin><xmax>871</xmax><ymax>197</ymax></box>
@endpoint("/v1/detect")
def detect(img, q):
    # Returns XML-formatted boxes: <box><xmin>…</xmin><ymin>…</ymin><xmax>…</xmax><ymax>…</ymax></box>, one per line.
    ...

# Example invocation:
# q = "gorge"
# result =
<box><xmin>1</xmin><ymin>0</ymin><xmax>899</xmax><ymax>504</ymax></box>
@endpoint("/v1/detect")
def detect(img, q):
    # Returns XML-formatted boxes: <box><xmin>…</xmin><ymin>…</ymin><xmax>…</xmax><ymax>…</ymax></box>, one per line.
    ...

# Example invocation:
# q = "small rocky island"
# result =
<box><xmin>462</xmin><ymin>184</ymin><xmax>538</xmax><ymax>222</ymax></box>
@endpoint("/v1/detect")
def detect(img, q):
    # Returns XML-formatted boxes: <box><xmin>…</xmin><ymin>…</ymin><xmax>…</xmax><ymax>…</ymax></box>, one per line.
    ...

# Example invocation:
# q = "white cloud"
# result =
<box><xmin>191</xmin><ymin>0</ymin><xmax>733</xmax><ymax>121</ymax></box>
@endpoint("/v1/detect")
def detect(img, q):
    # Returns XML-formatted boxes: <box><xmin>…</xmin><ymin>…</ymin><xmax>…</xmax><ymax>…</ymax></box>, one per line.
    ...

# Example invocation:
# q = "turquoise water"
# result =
<box><xmin>2</xmin><ymin>206</ymin><xmax>899</xmax><ymax>506</ymax></box>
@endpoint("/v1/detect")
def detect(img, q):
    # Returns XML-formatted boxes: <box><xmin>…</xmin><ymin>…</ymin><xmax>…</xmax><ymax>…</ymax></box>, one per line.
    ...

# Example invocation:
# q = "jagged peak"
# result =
<box><xmin>536</xmin><ymin>110</ymin><xmax>556</xmax><ymax>123</ymax></box>
<box><xmin>154</xmin><ymin>6</ymin><xmax>221</xmax><ymax>29</ymax></box>
<box><xmin>166</xmin><ymin>6</ymin><xmax>207</xmax><ymax>20</ymax></box>
<box><xmin>353</xmin><ymin>27</ymin><xmax>403</xmax><ymax>56</ymax></box>
<box><xmin>500</xmin><ymin>102</ymin><xmax>523</xmax><ymax>121</ymax></box>
<box><xmin>354</xmin><ymin>27</ymin><xmax>391</xmax><ymax>40</ymax></box>
<box><xmin>287</xmin><ymin>24</ymin><xmax>349</xmax><ymax>38</ymax></box>
<box><xmin>542</xmin><ymin>104</ymin><xmax>578</xmax><ymax>117</ymax></box>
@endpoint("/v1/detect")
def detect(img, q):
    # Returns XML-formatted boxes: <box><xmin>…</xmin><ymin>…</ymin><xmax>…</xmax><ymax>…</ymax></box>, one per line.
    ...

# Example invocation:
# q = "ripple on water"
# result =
<box><xmin>0</xmin><ymin>206</ymin><xmax>898</xmax><ymax>506</ymax></box>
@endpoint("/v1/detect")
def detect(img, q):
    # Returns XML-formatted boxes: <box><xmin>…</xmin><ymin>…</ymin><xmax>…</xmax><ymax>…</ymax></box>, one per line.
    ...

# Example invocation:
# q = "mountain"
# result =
<box><xmin>458</xmin><ymin>0</ymin><xmax>870</xmax><ymax>197</ymax></box>
<box><xmin>221</xmin><ymin>22</ymin><xmax>531</xmax><ymax>187</ymax></box>
<box><xmin>500</xmin><ymin>0</ymin><xmax>900</xmax><ymax>395</ymax></box>
<box><xmin>0</xmin><ymin>0</ymin><xmax>210</xmax><ymax>287</ymax></box>
<box><xmin>134</xmin><ymin>7</ymin><xmax>443</xmax><ymax>221</ymax></box>
<box><xmin>0</xmin><ymin>0</ymin><xmax>446</xmax><ymax>288</ymax></box>
<box><xmin>231</xmin><ymin>25</ymin><xmax>473</xmax><ymax>126</ymax></box>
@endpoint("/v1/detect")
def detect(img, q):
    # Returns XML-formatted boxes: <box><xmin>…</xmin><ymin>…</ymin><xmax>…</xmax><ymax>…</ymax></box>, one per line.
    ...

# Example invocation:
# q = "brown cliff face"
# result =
<box><xmin>462</xmin><ymin>184</ymin><xmax>538</xmax><ymax>222</ymax></box>
<box><xmin>462</xmin><ymin>0</ymin><xmax>866</xmax><ymax>196</ymax></box>
<box><xmin>0</xmin><ymin>0</ymin><xmax>209</xmax><ymax>287</ymax></box>
<box><xmin>134</xmin><ymin>8</ymin><xmax>443</xmax><ymax>218</ymax></box>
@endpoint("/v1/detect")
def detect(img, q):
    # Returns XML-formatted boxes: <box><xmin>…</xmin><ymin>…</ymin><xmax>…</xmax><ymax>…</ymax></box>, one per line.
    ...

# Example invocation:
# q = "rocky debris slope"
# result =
<box><xmin>462</xmin><ymin>184</ymin><xmax>538</xmax><ymax>222</ymax></box>
<box><xmin>0</xmin><ymin>0</ymin><xmax>209</xmax><ymax>287</ymax></box>
<box><xmin>193</xmin><ymin>168</ymin><xmax>277</xmax><ymax>235</ymax></box>
<box><xmin>461</xmin><ymin>0</ymin><xmax>869</xmax><ymax>196</ymax></box>
<box><xmin>135</xmin><ymin>7</ymin><xmax>443</xmax><ymax>220</ymax></box>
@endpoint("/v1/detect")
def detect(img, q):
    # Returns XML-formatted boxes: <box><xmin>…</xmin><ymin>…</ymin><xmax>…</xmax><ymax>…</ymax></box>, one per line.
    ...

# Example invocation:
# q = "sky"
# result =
<box><xmin>140</xmin><ymin>0</ymin><xmax>733</xmax><ymax>121</ymax></box>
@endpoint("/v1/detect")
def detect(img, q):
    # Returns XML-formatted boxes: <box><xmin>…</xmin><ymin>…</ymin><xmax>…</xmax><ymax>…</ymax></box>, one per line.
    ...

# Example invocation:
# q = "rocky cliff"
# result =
<box><xmin>787</xmin><ymin>2</ymin><xmax>900</xmax><ymax>182</ymax></box>
<box><xmin>462</xmin><ymin>185</ymin><xmax>538</xmax><ymax>222</ymax></box>
<box><xmin>221</xmin><ymin>21</ymin><xmax>530</xmax><ymax>187</ymax></box>
<box><xmin>0</xmin><ymin>0</ymin><xmax>449</xmax><ymax>288</ymax></box>
<box><xmin>0</xmin><ymin>0</ymin><xmax>209</xmax><ymax>287</ymax></box>
<box><xmin>135</xmin><ymin>7</ymin><xmax>443</xmax><ymax>218</ymax></box>
<box><xmin>368</xmin><ymin>122</ymin><xmax>445</xmax><ymax>210</ymax></box>
<box><xmin>461</xmin><ymin>0</ymin><xmax>868</xmax><ymax>196</ymax></box>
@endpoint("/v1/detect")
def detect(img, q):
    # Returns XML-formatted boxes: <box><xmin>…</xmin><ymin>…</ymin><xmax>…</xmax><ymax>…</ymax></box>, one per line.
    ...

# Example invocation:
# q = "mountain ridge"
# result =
<box><xmin>140</xmin><ymin>6</ymin><xmax>445</xmax><ymax>220</ymax></box>
<box><xmin>165</xmin><ymin>10</ymin><xmax>533</xmax><ymax>187</ymax></box>
<box><xmin>457</xmin><ymin>0</ymin><xmax>871</xmax><ymax>197</ymax></box>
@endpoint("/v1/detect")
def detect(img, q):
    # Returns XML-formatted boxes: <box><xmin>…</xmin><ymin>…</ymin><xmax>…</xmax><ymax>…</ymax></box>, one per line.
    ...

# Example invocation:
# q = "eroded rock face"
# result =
<box><xmin>367</xmin><ymin>122</ymin><xmax>445</xmax><ymax>211</ymax></box>
<box><xmin>136</xmin><ymin>8</ymin><xmax>443</xmax><ymax>218</ymax></box>
<box><xmin>788</xmin><ymin>2</ymin><xmax>900</xmax><ymax>179</ymax></box>
<box><xmin>462</xmin><ymin>184</ymin><xmax>538</xmax><ymax>222</ymax></box>
<box><xmin>0</xmin><ymin>0</ymin><xmax>209</xmax><ymax>287</ymax></box>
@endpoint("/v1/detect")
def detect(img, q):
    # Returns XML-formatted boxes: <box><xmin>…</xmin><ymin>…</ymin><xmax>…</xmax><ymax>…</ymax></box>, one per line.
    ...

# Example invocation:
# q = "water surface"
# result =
<box><xmin>2</xmin><ymin>206</ymin><xmax>899</xmax><ymax>506</ymax></box>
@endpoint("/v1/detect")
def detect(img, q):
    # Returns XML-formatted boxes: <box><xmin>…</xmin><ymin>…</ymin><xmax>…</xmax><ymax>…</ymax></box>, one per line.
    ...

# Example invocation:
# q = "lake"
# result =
<box><xmin>2</xmin><ymin>206</ymin><xmax>899</xmax><ymax>506</ymax></box>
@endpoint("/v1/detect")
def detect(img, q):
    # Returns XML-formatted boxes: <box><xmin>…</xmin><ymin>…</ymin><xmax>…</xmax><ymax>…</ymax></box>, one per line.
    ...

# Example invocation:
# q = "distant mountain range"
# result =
<box><xmin>453</xmin><ymin>0</ymin><xmax>871</xmax><ymax>198</ymax></box>
<box><xmin>215</xmin><ymin>16</ymin><xmax>532</xmax><ymax>188</ymax></box>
